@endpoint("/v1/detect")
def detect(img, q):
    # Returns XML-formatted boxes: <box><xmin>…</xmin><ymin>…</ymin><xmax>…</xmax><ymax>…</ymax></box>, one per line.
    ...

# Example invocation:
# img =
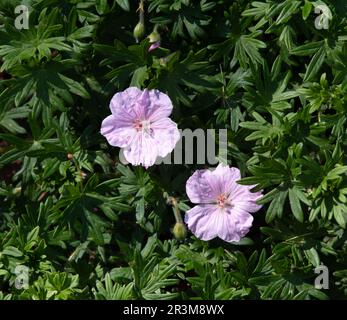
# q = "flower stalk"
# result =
<box><xmin>168</xmin><ymin>196</ymin><xmax>187</xmax><ymax>240</ymax></box>
<box><xmin>133</xmin><ymin>0</ymin><xmax>146</xmax><ymax>42</ymax></box>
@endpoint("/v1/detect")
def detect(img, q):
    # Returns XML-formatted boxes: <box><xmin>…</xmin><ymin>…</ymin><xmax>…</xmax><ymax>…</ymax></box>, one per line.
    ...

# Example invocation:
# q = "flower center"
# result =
<box><xmin>134</xmin><ymin>120</ymin><xmax>151</xmax><ymax>133</ymax></box>
<box><xmin>216</xmin><ymin>193</ymin><xmax>227</xmax><ymax>208</ymax></box>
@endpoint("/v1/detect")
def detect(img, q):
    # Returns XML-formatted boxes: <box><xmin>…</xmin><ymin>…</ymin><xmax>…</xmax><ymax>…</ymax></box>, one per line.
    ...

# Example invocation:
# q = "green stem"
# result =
<box><xmin>139</xmin><ymin>0</ymin><xmax>145</xmax><ymax>24</ymax></box>
<box><xmin>171</xmin><ymin>197</ymin><xmax>183</xmax><ymax>224</ymax></box>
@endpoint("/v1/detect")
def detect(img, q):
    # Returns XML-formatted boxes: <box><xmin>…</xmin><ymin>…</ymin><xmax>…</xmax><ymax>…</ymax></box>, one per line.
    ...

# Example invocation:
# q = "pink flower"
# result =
<box><xmin>185</xmin><ymin>164</ymin><xmax>263</xmax><ymax>242</ymax></box>
<box><xmin>149</xmin><ymin>41</ymin><xmax>160</xmax><ymax>52</ymax></box>
<box><xmin>101</xmin><ymin>87</ymin><xmax>180</xmax><ymax>167</ymax></box>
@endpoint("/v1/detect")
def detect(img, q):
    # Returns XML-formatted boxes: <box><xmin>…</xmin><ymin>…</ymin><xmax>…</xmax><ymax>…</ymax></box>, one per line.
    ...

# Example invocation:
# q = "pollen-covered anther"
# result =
<box><xmin>216</xmin><ymin>193</ymin><xmax>227</xmax><ymax>208</ymax></box>
<box><xmin>134</xmin><ymin>120</ymin><xmax>151</xmax><ymax>132</ymax></box>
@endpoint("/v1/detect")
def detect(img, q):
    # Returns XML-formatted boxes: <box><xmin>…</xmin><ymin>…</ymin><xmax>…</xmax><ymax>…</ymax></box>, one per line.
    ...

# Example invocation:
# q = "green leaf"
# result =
<box><xmin>130</xmin><ymin>66</ymin><xmax>148</xmax><ymax>88</ymax></box>
<box><xmin>333</xmin><ymin>206</ymin><xmax>346</xmax><ymax>228</ymax></box>
<box><xmin>69</xmin><ymin>25</ymin><xmax>95</xmax><ymax>40</ymax></box>
<box><xmin>2</xmin><ymin>246</ymin><xmax>23</xmax><ymax>257</ymax></box>
<box><xmin>59</xmin><ymin>74</ymin><xmax>90</xmax><ymax>99</ymax></box>
<box><xmin>116</xmin><ymin>0</ymin><xmax>130</xmax><ymax>11</ymax></box>
<box><xmin>289</xmin><ymin>187</ymin><xmax>304</xmax><ymax>222</ymax></box>
<box><xmin>302</xmin><ymin>1</ymin><xmax>312</xmax><ymax>20</ymax></box>
<box><xmin>96</xmin><ymin>0</ymin><xmax>108</xmax><ymax>15</ymax></box>
<box><xmin>303</xmin><ymin>46</ymin><xmax>326</xmax><ymax>82</ymax></box>
<box><xmin>230</xmin><ymin>237</ymin><xmax>254</xmax><ymax>246</ymax></box>
<box><xmin>290</xmin><ymin>41</ymin><xmax>324</xmax><ymax>56</ymax></box>
<box><xmin>304</xmin><ymin>247</ymin><xmax>320</xmax><ymax>267</ymax></box>
<box><xmin>266</xmin><ymin>190</ymin><xmax>288</xmax><ymax>223</ymax></box>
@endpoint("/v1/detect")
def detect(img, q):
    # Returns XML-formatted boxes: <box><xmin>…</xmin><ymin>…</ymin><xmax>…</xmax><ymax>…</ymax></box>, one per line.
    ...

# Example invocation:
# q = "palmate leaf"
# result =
<box><xmin>21</xmin><ymin>272</ymin><xmax>82</xmax><ymax>300</ymax></box>
<box><xmin>0</xmin><ymin>117</ymin><xmax>60</xmax><ymax>166</ymax></box>
<box><xmin>151</xmin><ymin>49</ymin><xmax>218</xmax><ymax>106</ymax></box>
<box><xmin>94</xmin><ymin>273</ymin><xmax>133</xmax><ymax>300</ymax></box>
<box><xmin>0</xmin><ymin>7</ymin><xmax>72</xmax><ymax>72</ymax></box>
<box><xmin>243</xmin><ymin>59</ymin><xmax>299</xmax><ymax>113</ymax></box>
<box><xmin>94</xmin><ymin>39</ymin><xmax>151</xmax><ymax>89</ymax></box>
<box><xmin>5</xmin><ymin>60</ymin><xmax>90</xmax><ymax>109</ymax></box>
<box><xmin>234</xmin><ymin>34</ymin><xmax>266</xmax><ymax>69</ymax></box>
<box><xmin>209</xmin><ymin>32</ymin><xmax>266</xmax><ymax>69</ymax></box>
<box><xmin>48</xmin><ymin>174</ymin><xmax>132</xmax><ymax>244</ymax></box>
<box><xmin>0</xmin><ymin>106</ymin><xmax>29</xmax><ymax>134</ymax></box>
<box><xmin>0</xmin><ymin>31</ymin><xmax>71</xmax><ymax>72</ymax></box>
<box><xmin>148</xmin><ymin>0</ymin><xmax>215</xmax><ymax>40</ymax></box>
<box><xmin>243</xmin><ymin>0</ymin><xmax>305</xmax><ymax>33</ymax></box>
<box><xmin>130</xmin><ymin>247</ymin><xmax>179</xmax><ymax>300</ymax></box>
<box><xmin>208</xmin><ymin>3</ymin><xmax>267</xmax><ymax>69</ymax></box>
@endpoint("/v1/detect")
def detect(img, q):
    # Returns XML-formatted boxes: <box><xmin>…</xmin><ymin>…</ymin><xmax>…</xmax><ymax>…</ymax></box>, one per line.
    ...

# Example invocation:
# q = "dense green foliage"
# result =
<box><xmin>0</xmin><ymin>0</ymin><xmax>346</xmax><ymax>300</ymax></box>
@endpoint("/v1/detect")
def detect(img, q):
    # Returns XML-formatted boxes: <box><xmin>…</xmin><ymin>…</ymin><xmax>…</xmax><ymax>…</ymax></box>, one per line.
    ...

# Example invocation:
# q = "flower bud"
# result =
<box><xmin>148</xmin><ymin>30</ymin><xmax>160</xmax><ymax>43</ymax></box>
<box><xmin>173</xmin><ymin>222</ymin><xmax>187</xmax><ymax>240</ymax></box>
<box><xmin>149</xmin><ymin>41</ymin><xmax>160</xmax><ymax>52</ymax></box>
<box><xmin>13</xmin><ymin>187</ymin><xmax>22</xmax><ymax>195</ymax></box>
<box><xmin>148</xmin><ymin>29</ymin><xmax>161</xmax><ymax>52</ymax></box>
<box><xmin>133</xmin><ymin>21</ymin><xmax>145</xmax><ymax>42</ymax></box>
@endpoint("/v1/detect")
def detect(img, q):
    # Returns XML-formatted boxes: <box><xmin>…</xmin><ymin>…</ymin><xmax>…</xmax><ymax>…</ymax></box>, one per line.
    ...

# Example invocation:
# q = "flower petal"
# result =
<box><xmin>109</xmin><ymin>87</ymin><xmax>145</xmax><ymax>121</ymax></box>
<box><xmin>146</xmin><ymin>90</ymin><xmax>173</xmax><ymax>122</ymax></box>
<box><xmin>186</xmin><ymin>169</ymin><xmax>220</xmax><ymax>204</ymax></box>
<box><xmin>228</xmin><ymin>206</ymin><xmax>254</xmax><ymax>240</ymax></box>
<box><xmin>185</xmin><ymin>204</ymin><xmax>249</xmax><ymax>242</ymax></box>
<box><xmin>151</xmin><ymin>117</ymin><xmax>180</xmax><ymax>158</ymax></box>
<box><xmin>213</xmin><ymin>164</ymin><xmax>242</xmax><ymax>196</ymax></box>
<box><xmin>149</xmin><ymin>42</ymin><xmax>161</xmax><ymax>52</ymax></box>
<box><xmin>123</xmin><ymin>132</ymin><xmax>158</xmax><ymax>167</ymax></box>
<box><xmin>100</xmin><ymin>115</ymin><xmax>136</xmax><ymax>148</ymax></box>
<box><xmin>229</xmin><ymin>184</ymin><xmax>263</xmax><ymax>213</ymax></box>
<box><xmin>184</xmin><ymin>204</ymin><xmax>219</xmax><ymax>241</ymax></box>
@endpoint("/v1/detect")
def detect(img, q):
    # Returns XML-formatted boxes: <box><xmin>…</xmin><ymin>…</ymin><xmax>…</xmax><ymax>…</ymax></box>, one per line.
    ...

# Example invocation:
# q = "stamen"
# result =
<box><xmin>134</xmin><ymin>120</ymin><xmax>151</xmax><ymax>132</ymax></box>
<box><xmin>217</xmin><ymin>193</ymin><xmax>227</xmax><ymax>208</ymax></box>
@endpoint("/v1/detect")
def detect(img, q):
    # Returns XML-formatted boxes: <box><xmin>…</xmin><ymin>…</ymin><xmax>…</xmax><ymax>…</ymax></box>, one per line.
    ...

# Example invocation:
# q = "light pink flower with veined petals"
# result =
<box><xmin>185</xmin><ymin>164</ymin><xmax>263</xmax><ymax>243</ymax></box>
<box><xmin>101</xmin><ymin>87</ymin><xmax>180</xmax><ymax>167</ymax></box>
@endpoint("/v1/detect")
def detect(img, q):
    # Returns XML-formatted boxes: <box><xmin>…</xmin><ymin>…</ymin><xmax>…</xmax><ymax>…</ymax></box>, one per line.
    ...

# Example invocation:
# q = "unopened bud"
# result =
<box><xmin>148</xmin><ymin>30</ymin><xmax>161</xmax><ymax>52</ymax></box>
<box><xmin>148</xmin><ymin>30</ymin><xmax>160</xmax><ymax>44</ymax></box>
<box><xmin>133</xmin><ymin>21</ymin><xmax>145</xmax><ymax>42</ymax></box>
<box><xmin>13</xmin><ymin>187</ymin><xmax>22</xmax><ymax>195</ymax></box>
<box><xmin>173</xmin><ymin>222</ymin><xmax>187</xmax><ymax>240</ymax></box>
